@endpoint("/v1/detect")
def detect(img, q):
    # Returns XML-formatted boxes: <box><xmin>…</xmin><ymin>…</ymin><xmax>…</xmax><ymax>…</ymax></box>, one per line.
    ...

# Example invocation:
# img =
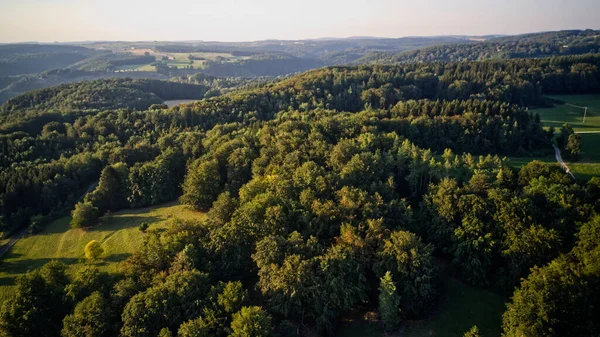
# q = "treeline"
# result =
<box><xmin>66</xmin><ymin>53</ymin><xmax>157</xmax><ymax>72</ymax></box>
<box><xmin>202</xmin><ymin>54</ymin><xmax>323</xmax><ymax>77</ymax></box>
<box><xmin>0</xmin><ymin>44</ymin><xmax>96</xmax><ymax>77</ymax></box>
<box><xmin>358</xmin><ymin>29</ymin><xmax>600</xmax><ymax>64</ymax></box>
<box><xmin>0</xmin><ymin>78</ymin><xmax>208</xmax><ymax>114</ymax></box>
<box><xmin>182</xmin><ymin>54</ymin><xmax>600</xmax><ymax>118</ymax></box>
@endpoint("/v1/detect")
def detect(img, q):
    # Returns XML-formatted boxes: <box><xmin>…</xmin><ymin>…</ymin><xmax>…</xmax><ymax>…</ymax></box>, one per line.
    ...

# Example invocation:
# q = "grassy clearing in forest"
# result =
<box><xmin>336</xmin><ymin>276</ymin><xmax>505</xmax><ymax>337</ymax></box>
<box><xmin>0</xmin><ymin>202</ymin><xmax>205</xmax><ymax>305</ymax></box>
<box><xmin>532</xmin><ymin>94</ymin><xmax>600</xmax><ymax>132</ymax></box>
<box><xmin>512</xmin><ymin>95</ymin><xmax>600</xmax><ymax>180</ymax></box>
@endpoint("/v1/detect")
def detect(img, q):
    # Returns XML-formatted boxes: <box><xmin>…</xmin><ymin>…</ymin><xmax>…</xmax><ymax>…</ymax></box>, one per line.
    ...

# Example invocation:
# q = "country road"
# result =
<box><xmin>0</xmin><ymin>181</ymin><xmax>98</xmax><ymax>259</ymax></box>
<box><xmin>553</xmin><ymin>145</ymin><xmax>576</xmax><ymax>180</ymax></box>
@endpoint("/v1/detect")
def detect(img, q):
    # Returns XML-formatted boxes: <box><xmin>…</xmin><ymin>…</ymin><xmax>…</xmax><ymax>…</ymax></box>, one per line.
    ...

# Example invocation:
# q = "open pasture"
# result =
<box><xmin>0</xmin><ymin>202</ymin><xmax>205</xmax><ymax>304</ymax></box>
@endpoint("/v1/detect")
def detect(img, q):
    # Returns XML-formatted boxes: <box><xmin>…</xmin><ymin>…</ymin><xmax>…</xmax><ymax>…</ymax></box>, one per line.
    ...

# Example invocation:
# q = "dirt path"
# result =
<box><xmin>0</xmin><ymin>182</ymin><xmax>98</xmax><ymax>259</ymax></box>
<box><xmin>0</xmin><ymin>228</ymin><xmax>28</xmax><ymax>258</ymax></box>
<box><xmin>553</xmin><ymin>145</ymin><xmax>576</xmax><ymax>180</ymax></box>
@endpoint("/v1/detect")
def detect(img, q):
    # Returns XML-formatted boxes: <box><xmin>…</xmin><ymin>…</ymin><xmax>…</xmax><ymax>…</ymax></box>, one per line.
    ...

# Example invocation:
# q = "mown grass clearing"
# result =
<box><xmin>532</xmin><ymin>94</ymin><xmax>600</xmax><ymax>132</ymax></box>
<box><xmin>512</xmin><ymin>95</ymin><xmax>600</xmax><ymax>180</ymax></box>
<box><xmin>336</xmin><ymin>277</ymin><xmax>505</xmax><ymax>337</ymax></box>
<box><xmin>402</xmin><ymin>278</ymin><xmax>505</xmax><ymax>337</ymax></box>
<box><xmin>0</xmin><ymin>202</ymin><xmax>205</xmax><ymax>304</ymax></box>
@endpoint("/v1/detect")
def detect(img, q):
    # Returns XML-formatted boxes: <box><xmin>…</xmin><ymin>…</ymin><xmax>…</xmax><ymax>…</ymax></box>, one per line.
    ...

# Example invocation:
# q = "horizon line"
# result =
<box><xmin>1</xmin><ymin>28</ymin><xmax>598</xmax><ymax>45</ymax></box>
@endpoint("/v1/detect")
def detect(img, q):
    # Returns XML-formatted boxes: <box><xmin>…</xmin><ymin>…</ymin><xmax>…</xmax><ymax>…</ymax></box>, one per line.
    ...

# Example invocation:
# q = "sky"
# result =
<box><xmin>0</xmin><ymin>0</ymin><xmax>599</xmax><ymax>43</ymax></box>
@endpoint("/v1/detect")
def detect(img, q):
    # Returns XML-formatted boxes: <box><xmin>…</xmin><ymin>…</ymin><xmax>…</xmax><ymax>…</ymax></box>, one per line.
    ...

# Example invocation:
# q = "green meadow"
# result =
<box><xmin>525</xmin><ymin>94</ymin><xmax>600</xmax><ymax>180</ymax></box>
<box><xmin>533</xmin><ymin>94</ymin><xmax>600</xmax><ymax>132</ymax></box>
<box><xmin>0</xmin><ymin>202</ymin><xmax>205</xmax><ymax>304</ymax></box>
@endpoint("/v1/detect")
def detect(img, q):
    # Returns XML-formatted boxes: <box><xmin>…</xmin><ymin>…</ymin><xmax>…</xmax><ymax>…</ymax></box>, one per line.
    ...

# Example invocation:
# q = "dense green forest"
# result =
<box><xmin>0</xmin><ymin>79</ymin><xmax>208</xmax><ymax>114</ymax></box>
<box><xmin>358</xmin><ymin>30</ymin><xmax>600</xmax><ymax>64</ymax></box>
<box><xmin>0</xmin><ymin>53</ymin><xmax>599</xmax><ymax>337</ymax></box>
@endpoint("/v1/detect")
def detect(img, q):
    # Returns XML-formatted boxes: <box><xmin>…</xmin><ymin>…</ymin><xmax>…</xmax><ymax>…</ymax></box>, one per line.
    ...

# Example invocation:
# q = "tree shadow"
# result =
<box><xmin>94</xmin><ymin>215</ymin><xmax>163</xmax><ymax>232</ymax></box>
<box><xmin>33</xmin><ymin>215</ymin><xmax>163</xmax><ymax>237</ymax></box>
<box><xmin>0</xmin><ymin>275</ymin><xmax>15</xmax><ymax>287</ymax></box>
<box><xmin>104</xmin><ymin>253</ymin><xmax>131</xmax><ymax>264</ymax></box>
<box><xmin>0</xmin><ymin>257</ymin><xmax>80</xmax><ymax>277</ymax></box>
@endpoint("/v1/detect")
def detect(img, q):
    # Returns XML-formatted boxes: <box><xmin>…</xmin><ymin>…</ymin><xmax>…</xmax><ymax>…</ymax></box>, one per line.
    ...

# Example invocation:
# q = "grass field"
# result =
<box><xmin>525</xmin><ymin>95</ymin><xmax>600</xmax><ymax>180</ymax></box>
<box><xmin>533</xmin><ymin>94</ymin><xmax>600</xmax><ymax>132</ymax></box>
<box><xmin>336</xmin><ymin>276</ymin><xmax>505</xmax><ymax>337</ymax></box>
<box><xmin>0</xmin><ymin>202</ymin><xmax>205</xmax><ymax>304</ymax></box>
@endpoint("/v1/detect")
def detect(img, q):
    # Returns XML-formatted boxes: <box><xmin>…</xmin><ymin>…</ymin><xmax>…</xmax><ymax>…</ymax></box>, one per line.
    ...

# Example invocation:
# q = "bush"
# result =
<box><xmin>71</xmin><ymin>202</ymin><xmax>99</xmax><ymax>229</ymax></box>
<box><xmin>139</xmin><ymin>222</ymin><xmax>149</xmax><ymax>232</ymax></box>
<box><xmin>84</xmin><ymin>240</ymin><xmax>104</xmax><ymax>260</ymax></box>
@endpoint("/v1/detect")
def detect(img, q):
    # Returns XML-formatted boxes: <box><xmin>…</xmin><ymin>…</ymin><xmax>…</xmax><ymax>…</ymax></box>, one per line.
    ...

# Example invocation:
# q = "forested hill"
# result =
<box><xmin>1</xmin><ymin>52</ymin><xmax>600</xmax><ymax>337</ymax></box>
<box><xmin>358</xmin><ymin>29</ymin><xmax>600</xmax><ymax>64</ymax></box>
<box><xmin>0</xmin><ymin>79</ymin><xmax>208</xmax><ymax>114</ymax></box>
<box><xmin>0</xmin><ymin>44</ymin><xmax>97</xmax><ymax>77</ymax></box>
<box><xmin>181</xmin><ymin>53</ymin><xmax>600</xmax><ymax>117</ymax></box>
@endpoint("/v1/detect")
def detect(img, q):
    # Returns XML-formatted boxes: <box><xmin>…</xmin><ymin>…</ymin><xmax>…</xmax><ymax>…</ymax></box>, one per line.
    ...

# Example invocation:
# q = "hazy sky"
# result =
<box><xmin>0</xmin><ymin>0</ymin><xmax>599</xmax><ymax>42</ymax></box>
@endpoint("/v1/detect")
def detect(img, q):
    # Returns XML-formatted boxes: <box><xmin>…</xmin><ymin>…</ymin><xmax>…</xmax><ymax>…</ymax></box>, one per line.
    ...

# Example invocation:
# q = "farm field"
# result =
<box><xmin>115</xmin><ymin>48</ymin><xmax>250</xmax><ymax>71</ymax></box>
<box><xmin>164</xmin><ymin>99</ymin><xmax>200</xmax><ymax>107</ymax></box>
<box><xmin>0</xmin><ymin>202</ymin><xmax>205</xmax><ymax>305</ymax></box>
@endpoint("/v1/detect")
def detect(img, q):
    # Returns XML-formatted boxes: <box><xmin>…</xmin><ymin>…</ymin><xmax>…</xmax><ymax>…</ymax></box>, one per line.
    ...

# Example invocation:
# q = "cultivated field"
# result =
<box><xmin>164</xmin><ymin>99</ymin><xmax>200</xmax><ymax>107</ymax></box>
<box><xmin>0</xmin><ymin>202</ymin><xmax>205</xmax><ymax>304</ymax></box>
<box><xmin>116</xmin><ymin>47</ymin><xmax>249</xmax><ymax>71</ymax></box>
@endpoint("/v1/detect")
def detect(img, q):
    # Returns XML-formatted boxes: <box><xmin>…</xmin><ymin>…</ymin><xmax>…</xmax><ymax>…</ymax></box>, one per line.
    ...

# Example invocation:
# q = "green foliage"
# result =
<box><xmin>565</xmin><ymin>133</ymin><xmax>582</xmax><ymax>160</ymax></box>
<box><xmin>64</xmin><ymin>266</ymin><xmax>112</xmax><ymax>303</ymax></box>
<box><xmin>517</xmin><ymin>161</ymin><xmax>566</xmax><ymax>186</ymax></box>
<box><xmin>359</xmin><ymin>30</ymin><xmax>600</xmax><ymax>64</ymax></box>
<box><xmin>502</xmin><ymin>216</ymin><xmax>600</xmax><ymax>337</ymax></box>
<box><xmin>463</xmin><ymin>326</ymin><xmax>480</xmax><ymax>337</ymax></box>
<box><xmin>84</xmin><ymin>240</ymin><xmax>104</xmax><ymax>260</ymax></box>
<box><xmin>1</xmin><ymin>78</ymin><xmax>206</xmax><ymax>114</ymax></box>
<box><xmin>180</xmin><ymin>159</ymin><xmax>222</xmax><ymax>211</ymax></box>
<box><xmin>86</xmin><ymin>165</ymin><xmax>129</xmax><ymax>213</ymax></box>
<box><xmin>61</xmin><ymin>292</ymin><xmax>109</xmax><ymax>337</ymax></box>
<box><xmin>375</xmin><ymin>231</ymin><xmax>438</xmax><ymax>317</ymax></box>
<box><xmin>218</xmin><ymin>281</ymin><xmax>248</xmax><ymax>314</ymax></box>
<box><xmin>177</xmin><ymin>317</ymin><xmax>211</xmax><ymax>337</ymax></box>
<box><xmin>71</xmin><ymin>202</ymin><xmax>99</xmax><ymax>229</ymax></box>
<box><xmin>378</xmin><ymin>271</ymin><xmax>400</xmax><ymax>330</ymax></box>
<box><xmin>0</xmin><ymin>261</ymin><xmax>69</xmax><ymax>337</ymax></box>
<box><xmin>230</xmin><ymin>306</ymin><xmax>272</xmax><ymax>337</ymax></box>
<box><xmin>158</xmin><ymin>328</ymin><xmax>173</xmax><ymax>337</ymax></box>
<box><xmin>120</xmin><ymin>270</ymin><xmax>211</xmax><ymax>337</ymax></box>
